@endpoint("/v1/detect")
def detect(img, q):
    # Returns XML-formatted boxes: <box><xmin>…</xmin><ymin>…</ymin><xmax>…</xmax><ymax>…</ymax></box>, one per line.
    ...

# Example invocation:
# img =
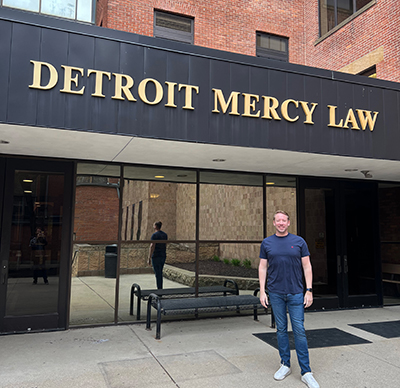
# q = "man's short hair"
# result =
<box><xmin>154</xmin><ymin>221</ymin><xmax>162</xmax><ymax>229</ymax></box>
<box><xmin>273</xmin><ymin>210</ymin><xmax>290</xmax><ymax>220</ymax></box>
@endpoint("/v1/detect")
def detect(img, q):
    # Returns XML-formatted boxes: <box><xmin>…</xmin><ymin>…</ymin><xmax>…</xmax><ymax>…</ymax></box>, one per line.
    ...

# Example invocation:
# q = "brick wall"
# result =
<box><xmin>74</xmin><ymin>185</ymin><xmax>119</xmax><ymax>241</ymax></box>
<box><xmin>304</xmin><ymin>1</ymin><xmax>400</xmax><ymax>82</ymax></box>
<box><xmin>98</xmin><ymin>1</ymin><xmax>400</xmax><ymax>82</ymax></box>
<box><xmin>99</xmin><ymin>0</ymin><xmax>305</xmax><ymax>63</ymax></box>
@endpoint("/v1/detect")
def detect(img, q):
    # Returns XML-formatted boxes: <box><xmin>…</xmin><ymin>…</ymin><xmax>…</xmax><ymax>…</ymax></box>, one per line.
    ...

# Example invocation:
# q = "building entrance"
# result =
<box><xmin>0</xmin><ymin>158</ymin><xmax>73</xmax><ymax>334</ymax></box>
<box><xmin>299</xmin><ymin>178</ymin><xmax>381</xmax><ymax>309</ymax></box>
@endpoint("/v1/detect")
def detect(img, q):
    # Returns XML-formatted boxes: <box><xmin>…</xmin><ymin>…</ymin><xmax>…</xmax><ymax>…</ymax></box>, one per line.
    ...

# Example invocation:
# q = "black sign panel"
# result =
<box><xmin>1</xmin><ymin>9</ymin><xmax>399</xmax><ymax>161</ymax></box>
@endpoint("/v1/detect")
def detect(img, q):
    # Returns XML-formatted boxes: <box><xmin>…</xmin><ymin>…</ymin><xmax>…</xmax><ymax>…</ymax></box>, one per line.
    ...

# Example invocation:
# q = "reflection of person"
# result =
<box><xmin>258</xmin><ymin>210</ymin><xmax>319</xmax><ymax>388</ymax></box>
<box><xmin>148</xmin><ymin>221</ymin><xmax>168</xmax><ymax>289</ymax></box>
<box><xmin>30</xmin><ymin>227</ymin><xmax>49</xmax><ymax>285</ymax></box>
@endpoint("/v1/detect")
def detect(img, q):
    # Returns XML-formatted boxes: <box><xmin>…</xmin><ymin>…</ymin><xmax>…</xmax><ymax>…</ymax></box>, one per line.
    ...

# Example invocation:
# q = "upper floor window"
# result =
<box><xmin>1</xmin><ymin>0</ymin><xmax>94</xmax><ymax>23</ymax></box>
<box><xmin>319</xmin><ymin>0</ymin><xmax>374</xmax><ymax>36</ymax></box>
<box><xmin>256</xmin><ymin>32</ymin><xmax>288</xmax><ymax>62</ymax></box>
<box><xmin>154</xmin><ymin>11</ymin><xmax>194</xmax><ymax>44</ymax></box>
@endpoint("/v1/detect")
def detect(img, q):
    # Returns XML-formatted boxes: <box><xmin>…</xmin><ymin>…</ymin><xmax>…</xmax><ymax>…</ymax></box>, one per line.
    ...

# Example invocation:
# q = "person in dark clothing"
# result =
<box><xmin>30</xmin><ymin>227</ymin><xmax>49</xmax><ymax>285</ymax></box>
<box><xmin>148</xmin><ymin>221</ymin><xmax>168</xmax><ymax>289</ymax></box>
<box><xmin>259</xmin><ymin>210</ymin><xmax>319</xmax><ymax>388</ymax></box>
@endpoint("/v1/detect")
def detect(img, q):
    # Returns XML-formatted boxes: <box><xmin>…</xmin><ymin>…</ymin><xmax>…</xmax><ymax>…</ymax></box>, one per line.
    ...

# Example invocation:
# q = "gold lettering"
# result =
<box><xmin>112</xmin><ymin>73</ymin><xmax>136</xmax><ymax>101</ymax></box>
<box><xmin>138</xmin><ymin>78</ymin><xmax>163</xmax><ymax>105</ymax></box>
<box><xmin>165</xmin><ymin>82</ymin><xmax>177</xmax><ymax>107</ymax></box>
<box><xmin>178</xmin><ymin>84</ymin><xmax>199</xmax><ymax>110</ymax></box>
<box><xmin>212</xmin><ymin>89</ymin><xmax>240</xmax><ymax>115</ymax></box>
<box><xmin>343</xmin><ymin>108</ymin><xmax>360</xmax><ymax>129</ymax></box>
<box><xmin>356</xmin><ymin>109</ymin><xmax>379</xmax><ymax>131</ymax></box>
<box><xmin>60</xmin><ymin>65</ymin><xmax>85</xmax><ymax>95</ymax></box>
<box><xmin>281</xmin><ymin>99</ymin><xmax>299</xmax><ymax>122</ymax></box>
<box><xmin>87</xmin><ymin>69</ymin><xmax>111</xmax><ymax>98</ymax></box>
<box><xmin>261</xmin><ymin>96</ymin><xmax>281</xmax><ymax>120</ymax></box>
<box><xmin>242</xmin><ymin>93</ymin><xmax>260</xmax><ymax>117</ymax></box>
<box><xmin>299</xmin><ymin>101</ymin><xmax>318</xmax><ymax>124</ymax></box>
<box><xmin>29</xmin><ymin>60</ymin><xmax>58</xmax><ymax>90</ymax></box>
<box><xmin>327</xmin><ymin>105</ymin><xmax>343</xmax><ymax>128</ymax></box>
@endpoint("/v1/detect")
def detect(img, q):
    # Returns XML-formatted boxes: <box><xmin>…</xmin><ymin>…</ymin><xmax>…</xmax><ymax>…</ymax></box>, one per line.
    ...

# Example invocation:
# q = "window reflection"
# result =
<box><xmin>70</xmin><ymin>164</ymin><xmax>120</xmax><ymax>326</ymax></box>
<box><xmin>6</xmin><ymin>171</ymin><xmax>63</xmax><ymax>316</ymax></box>
<box><xmin>199</xmin><ymin>171</ymin><xmax>263</xmax><ymax>241</ymax></box>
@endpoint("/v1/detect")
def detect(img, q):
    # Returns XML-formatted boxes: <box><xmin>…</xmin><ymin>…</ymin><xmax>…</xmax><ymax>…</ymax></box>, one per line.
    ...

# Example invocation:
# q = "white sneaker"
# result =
<box><xmin>301</xmin><ymin>372</ymin><xmax>320</xmax><ymax>388</ymax></box>
<box><xmin>274</xmin><ymin>364</ymin><xmax>291</xmax><ymax>380</ymax></box>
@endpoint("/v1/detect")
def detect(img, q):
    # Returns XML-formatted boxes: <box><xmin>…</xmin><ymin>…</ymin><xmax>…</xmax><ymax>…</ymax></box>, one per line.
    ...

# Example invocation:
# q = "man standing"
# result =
<box><xmin>148</xmin><ymin>221</ymin><xmax>168</xmax><ymax>289</ymax></box>
<box><xmin>259</xmin><ymin>210</ymin><xmax>319</xmax><ymax>388</ymax></box>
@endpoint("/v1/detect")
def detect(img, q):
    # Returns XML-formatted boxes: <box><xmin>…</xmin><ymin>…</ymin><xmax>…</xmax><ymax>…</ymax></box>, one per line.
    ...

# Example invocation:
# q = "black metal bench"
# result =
<box><xmin>146</xmin><ymin>291</ymin><xmax>265</xmax><ymax>339</ymax></box>
<box><xmin>130</xmin><ymin>279</ymin><xmax>239</xmax><ymax>320</ymax></box>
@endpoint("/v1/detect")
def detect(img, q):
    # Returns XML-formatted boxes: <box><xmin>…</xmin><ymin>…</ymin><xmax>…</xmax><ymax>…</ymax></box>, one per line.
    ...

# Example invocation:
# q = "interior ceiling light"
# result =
<box><xmin>361</xmin><ymin>170</ymin><xmax>373</xmax><ymax>178</ymax></box>
<box><xmin>266</xmin><ymin>182</ymin><xmax>275</xmax><ymax>185</ymax></box>
<box><xmin>24</xmin><ymin>190</ymin><xmax>32</xmax><ymax>193</ymax></box>
<box><xmin>23</xmin><ymin>179</ymin><xmax>33</xmax><ymax>183</ymax></box>
<box><xmin>150</xmin><ymin>194</ymin><xmax>160</xmax><ymax>199</ymax></box>
<box><xmin>212</xmin><ymin>159</ymin><xmax>226</xmax><ymax>162</ymax></box>
<box><xmin>154</xmin><ymin>175</ymin><xmax>165</xmax><ymax>179</ymax></box>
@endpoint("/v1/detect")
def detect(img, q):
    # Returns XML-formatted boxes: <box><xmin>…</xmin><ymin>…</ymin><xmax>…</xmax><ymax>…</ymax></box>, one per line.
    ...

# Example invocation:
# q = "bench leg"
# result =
<box><xmin>146</xmin><ymin>296</ymin><xmax>152</xmax><ymax>331</ymax></box>
<box><xmin>137</xmin><ymin>296</ymin><xmax>141</xmax><ymax>320</ymax></box>
<box><xmin>130</xmin><ymin>284</ymin><xmax>142</xmax><ymax>320</ymax></box>
<box><xmin>156</xmin><ymin>300</ymin><xmax>162</xmax><ymax>340</ymax></box>
<box><xmin>130</xmin><ymin>286</ymin><xmax>135</xmax><ymax>316</ymax></box>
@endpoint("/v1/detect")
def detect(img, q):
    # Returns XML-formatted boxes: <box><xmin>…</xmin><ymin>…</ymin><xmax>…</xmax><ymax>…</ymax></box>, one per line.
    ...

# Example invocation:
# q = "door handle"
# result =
<box><xmin>344</xmin><ymin>255</ymin><xmax>348</xmax><ymax>274</ymax></box>
<box><xmin>2</xmin><ymin>260</ymin><xmax>8</xmax><ymax>285</ymax></box>
<box><xmin>337</xmin><ymin>255</ymin><xmax>342</xmax><ymax>274</ymax></box>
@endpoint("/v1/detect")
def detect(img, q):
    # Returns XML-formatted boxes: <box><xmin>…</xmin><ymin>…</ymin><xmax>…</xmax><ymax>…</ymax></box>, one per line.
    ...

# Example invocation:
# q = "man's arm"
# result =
<box><xmin>148</xmin><ymin>243</ymin><xmax>155</xmax><ymax>265</ymax></box>
<box><xmin>258</xmin><ymin>259</ymin><xmax>269</xmax><ymax>308</ymax></box>
<box><xmin>301</xmin><ymin>255</ymin><xmax>313</xmax><ymax>308</ymax></box>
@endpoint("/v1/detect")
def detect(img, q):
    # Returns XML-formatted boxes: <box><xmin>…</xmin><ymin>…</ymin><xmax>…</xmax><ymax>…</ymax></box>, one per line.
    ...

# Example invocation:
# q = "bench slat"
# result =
<box><xmin>146</xmin><ymin>294</ymin><xmax>265</xmax><ymax>339</ymax></box>
<box><xmin>130</xmin><ymin>280</ymin><xmax>239</xmax><ymax>319</ymax></box>
<box><xmin>154</xmin><ymin>295</ymin><xmax>261</xmax><ymax>312</ymax></box>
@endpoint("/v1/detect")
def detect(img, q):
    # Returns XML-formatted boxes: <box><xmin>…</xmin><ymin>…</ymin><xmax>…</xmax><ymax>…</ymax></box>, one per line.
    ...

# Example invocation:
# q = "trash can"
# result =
<box><xmin>105</xmin><ymin>244</ymin><xmax>118</xmax><ymax>278</ymax></box>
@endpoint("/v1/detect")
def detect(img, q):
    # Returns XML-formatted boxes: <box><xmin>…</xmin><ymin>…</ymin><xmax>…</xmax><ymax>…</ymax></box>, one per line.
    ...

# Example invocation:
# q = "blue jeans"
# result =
<box><xmin>152</xmin><ymin>256</ymin><xmax>166</xmax><ymax>289</ymax></box>
<box><xmin>269</xmin><ymin>292</ymin><xmax>311</xmax><ymax>375</ymax></box>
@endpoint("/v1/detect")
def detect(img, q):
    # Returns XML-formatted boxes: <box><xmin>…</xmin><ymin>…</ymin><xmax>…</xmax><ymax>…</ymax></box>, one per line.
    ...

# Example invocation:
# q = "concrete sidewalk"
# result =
<box><xmin>1</xmin><ymin>306</ymin><xmax>399</xmax><ymax>388</ymax></box>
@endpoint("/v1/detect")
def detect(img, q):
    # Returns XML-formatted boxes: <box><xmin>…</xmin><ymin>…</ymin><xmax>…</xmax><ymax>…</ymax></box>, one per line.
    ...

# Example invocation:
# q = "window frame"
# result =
<box><xmin>153</xmin><ymin>10</ymin><xmax>194</xmax><ymax>44</ymax></box>
<box><xmin>256</xmin><ymin>32</ymin><xmax>289</xmax><ymax>62</ymax></box>
<box><xmin>318</xmin><ymin>0</ymin><xmax>376</xmax><ymax>38</ymax></box>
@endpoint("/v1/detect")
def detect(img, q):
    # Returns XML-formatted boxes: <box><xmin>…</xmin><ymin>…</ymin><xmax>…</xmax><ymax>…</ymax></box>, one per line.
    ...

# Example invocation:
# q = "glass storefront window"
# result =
<box><xmin>6</xmin><ymin>170</ymin><xmax>64</xmax><ymax>316</ymax></box>
<box><xmin>379</xmin><ymin>183</ymin><xmax>400</xmax><ymax>305</ymax></box>
<box><xmin>199</xmin><ymin>171</ymin><xmax>263</xmax><ymax>241</ymax></box>
<box><xmin>265</xmin><ymin>175</ymin><xmax>297</xmax><ymax>236</ymax></box>
<box><xmin>69</xmin><ymin>163</ymin><xmax>120</xmax><ymax>326</ymax></box>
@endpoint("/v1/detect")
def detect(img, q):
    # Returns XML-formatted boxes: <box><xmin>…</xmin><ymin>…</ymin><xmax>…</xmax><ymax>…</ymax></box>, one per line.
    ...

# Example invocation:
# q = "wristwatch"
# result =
<box><xmin>306</xmin><ymin>288</ymin><xmax>313</xmax><ymax>292</ymax></box>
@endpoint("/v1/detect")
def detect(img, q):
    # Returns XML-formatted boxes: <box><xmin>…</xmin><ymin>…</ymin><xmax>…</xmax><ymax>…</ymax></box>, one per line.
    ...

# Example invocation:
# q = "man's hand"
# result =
<box><xmin>304</xmin><ymin>291</ymin><xmax>313</xmax><ymax>308</ymax></box>
<box><xmin>259</xmin><ymin>290</ymin><xmax>269</xmax><ymax>308</ymax></box>
<box><xmin>148</xmin><ymin>257</ymin><xmax>151</xmax><ymax>266</ymax></box>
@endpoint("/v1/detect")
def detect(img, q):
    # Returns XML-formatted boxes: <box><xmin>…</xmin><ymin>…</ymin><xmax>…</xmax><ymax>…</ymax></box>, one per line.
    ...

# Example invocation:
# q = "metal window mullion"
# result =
<box><xmin>195</xmin><ymin>170</ymin><xmax>200</xmax><ymax>296</ymax></box>
<box><xmin>334</xmin><ymin>0</ymin><xmax>338</xmax><ymax>27</ymax></box>
<box><xmin>114</xmin><ymin>165</ymin><xmax>123</xmax><ymax>324</ymax></box>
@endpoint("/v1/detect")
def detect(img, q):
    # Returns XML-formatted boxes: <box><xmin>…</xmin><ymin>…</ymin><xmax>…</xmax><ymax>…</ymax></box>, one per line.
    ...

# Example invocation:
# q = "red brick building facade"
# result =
<box><xmin>96</xmin><ymin>0</ymin><xmax>400</xmax><ymax>82</ymax></box>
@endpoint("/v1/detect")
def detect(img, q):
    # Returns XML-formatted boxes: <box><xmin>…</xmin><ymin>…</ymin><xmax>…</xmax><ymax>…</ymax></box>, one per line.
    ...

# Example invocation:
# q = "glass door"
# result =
<box><xmin>299</xmin><ymin>178</ymin><xmax>381</xmax><ymax>309</ymax></box>
<box><xmin>0</xmin><ymin>158</ymin><xmax>73</xmax><ymax>333</ymax></box>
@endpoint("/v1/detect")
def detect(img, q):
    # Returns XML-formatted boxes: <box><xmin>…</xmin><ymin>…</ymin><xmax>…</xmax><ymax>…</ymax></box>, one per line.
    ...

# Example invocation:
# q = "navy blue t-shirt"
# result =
<box><xmin>259</xmin><ymin>233</ymin><xmax>310</xmax><ymax>294</ymax></box>
<box><xmin>151</xmin><ymin>230</ymin><xmax>168</xmax><ymax>258</ymax></box>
